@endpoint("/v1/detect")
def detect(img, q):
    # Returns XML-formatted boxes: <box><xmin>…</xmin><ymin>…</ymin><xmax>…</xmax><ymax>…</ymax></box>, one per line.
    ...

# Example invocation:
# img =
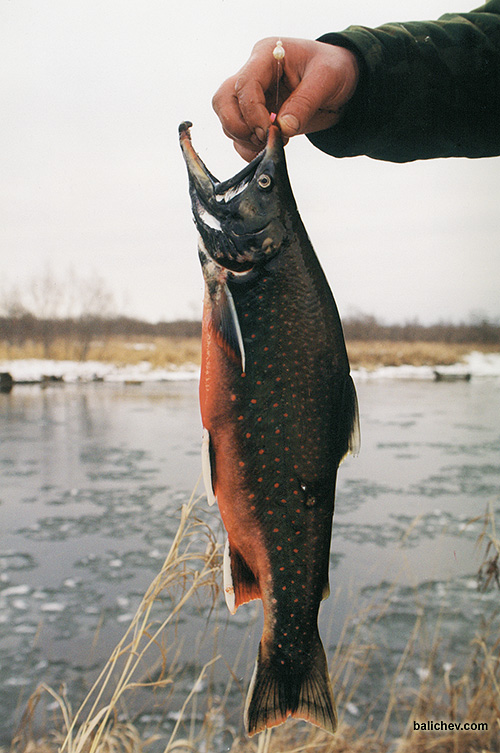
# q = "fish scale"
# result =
<box><xmin>179</xmin><ymin>120</ymin><xmax>359</xmax><ymax>737</ymax></box>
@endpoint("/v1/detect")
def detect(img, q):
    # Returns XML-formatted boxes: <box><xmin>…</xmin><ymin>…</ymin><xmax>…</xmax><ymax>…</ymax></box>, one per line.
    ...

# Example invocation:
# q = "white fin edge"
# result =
<box><xmin>201</xmin><ymin>428</ymin><xmax>216</xmax><ymax>506</ymax></box>
<box><xmin>224</xmin><ymin>283</ymin><xmax>246</xmax><ymax>373</ymax></box>
<box><xmin>223</xmin><ymin>538</ymin><xmax>236</xmax><ymax>614</ymax></box>
<box><xmin>349</xmin><ymin>387</ymin><xmax>361</xmax><ymax>457</ymax></box>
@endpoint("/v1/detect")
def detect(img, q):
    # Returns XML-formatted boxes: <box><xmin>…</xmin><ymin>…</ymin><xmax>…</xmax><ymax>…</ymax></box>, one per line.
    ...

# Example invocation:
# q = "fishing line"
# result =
<box><xmin>272</xmin><ymin>39</ymin><xmax>285</xmax><ymax>117</ymax></box>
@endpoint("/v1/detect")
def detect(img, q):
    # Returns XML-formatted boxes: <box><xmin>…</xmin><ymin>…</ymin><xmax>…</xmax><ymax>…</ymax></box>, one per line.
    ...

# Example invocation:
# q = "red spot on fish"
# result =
<box><xmin>258</xmin><ymin>449</ymin><xmax>264</xmax><ymax>455</ymax></box>
<box><xmin>246</xmin><ymin>432</ymin><xmax>251</xmax><ymax>439</ymax></box>
<box><xmin>230</xmin><ymin>394</ymin><xmax>236</xmax><ymax>401</ymax></box>
<box><xmin>273</xmin><ymin>527</ymin><xmax>279</xmax><ymax>532</ymax></box>
<box><xmin>251</xmin><ymin>398</ymin><xmax>257</xmax><ymax>404</ymax></box>
<box><xmin>274</xmin><ymin>482</ymin><xmax>280</xmax><ymax>488</ymax></box>
<box><xmin>277</xmin><ymin>546</ymin><xmax>282</xmax><ymax>551</ymax></box>
<box><xmin>267</xmin><ymin>510</ymin><xmax>273</xmax><ymax>515</ymax></box>
<box><xmin>239</xmin><ymin>461</ymin><xmax>245</xmax><ymax>467</ymax></box>
<box><xmin>238</xmin><ymin>415</ymin><xmax>244</xmax><ymax>421</ymax></box>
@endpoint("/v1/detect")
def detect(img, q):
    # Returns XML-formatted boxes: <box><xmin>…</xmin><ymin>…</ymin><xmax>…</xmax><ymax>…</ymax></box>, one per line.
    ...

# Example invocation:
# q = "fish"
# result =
<box><xmin>179</xmin><ymin>120</ymin><xmax>360</xmax><ymax>737</ymax></box>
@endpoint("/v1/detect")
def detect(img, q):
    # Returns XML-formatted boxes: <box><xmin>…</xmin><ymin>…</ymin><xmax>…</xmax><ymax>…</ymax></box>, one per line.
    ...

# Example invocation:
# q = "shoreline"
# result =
<box><xmin>1</xmin><ymin>340</ymin><xmax>499</xmax><ymax>387</ymax></box>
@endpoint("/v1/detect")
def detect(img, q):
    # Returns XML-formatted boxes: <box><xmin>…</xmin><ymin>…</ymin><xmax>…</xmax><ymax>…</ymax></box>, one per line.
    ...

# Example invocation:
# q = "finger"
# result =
<box><xmin>234</xmin><ymin>76</ymin><xmax>273</xmax><ymax>142</ymax></box>
<box><xmin>233</xmin><ymin>39</ymin><xmax>279</xmax><ymax>138</ymax></box>
<box><xmin>220</xmin><ymin>124</ymin><xmax>261</xmax><ymax>162</ymax></box>
<box><xmin>277</xmin><ymin>65</ymin><xmax>340</xmax><ymax>137</ymax></box>
<box><xmin>213</xmin><ymin>76</ymin><xmax>254</xmax><ymax>142</ymax></box>
<box><xmin>233</xmin><ymin>140</ymin><xmax>263</xmax><ymax>162</ymax></box>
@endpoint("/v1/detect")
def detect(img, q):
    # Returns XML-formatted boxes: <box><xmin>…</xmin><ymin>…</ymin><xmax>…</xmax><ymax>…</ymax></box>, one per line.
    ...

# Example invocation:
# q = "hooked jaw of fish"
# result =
<box><xmin>179</xmin><ymin>121</ymin><xmax>291</xmax><ymax>273</ymax></box>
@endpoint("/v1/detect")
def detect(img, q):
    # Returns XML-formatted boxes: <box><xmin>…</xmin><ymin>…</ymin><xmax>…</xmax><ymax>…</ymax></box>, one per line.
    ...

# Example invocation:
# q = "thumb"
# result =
<box><xmin>278</xmin><ymin>112</ymin><xmax>301</xmax><ymax>136</ymax></box>
<box><xmin>277</xmin><ymin>76</ymin><xmax>327</xmax><ymax>137</ymax></box>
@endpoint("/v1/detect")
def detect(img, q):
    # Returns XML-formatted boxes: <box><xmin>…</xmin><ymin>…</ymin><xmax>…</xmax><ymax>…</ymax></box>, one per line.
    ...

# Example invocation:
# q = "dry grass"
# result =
<box><xmin>0</xmin><ymin>338</ymin><xmax>202</xmax><ymax>369</ymax></box>
<box><xmin>1</xmin><ymin>336</ymin><xmax>499</xmax><ymax>371</ymax></box>
<box><xmin>345</xmin><ymin>340</ymin><xmax>498</xmax><ymax>370</ymax></box>
<box><xmin>6</xmin><ymin>500</ymin><xmax>500</xmax><ymax>753</ymax></box>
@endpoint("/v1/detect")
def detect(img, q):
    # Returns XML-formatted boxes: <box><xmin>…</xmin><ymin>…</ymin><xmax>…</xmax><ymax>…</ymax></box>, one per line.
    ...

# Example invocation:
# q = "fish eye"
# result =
<box><xmin>257</xmin><ymin>173</ymin><xmax>272</xmax><ymax>190</ymax></box>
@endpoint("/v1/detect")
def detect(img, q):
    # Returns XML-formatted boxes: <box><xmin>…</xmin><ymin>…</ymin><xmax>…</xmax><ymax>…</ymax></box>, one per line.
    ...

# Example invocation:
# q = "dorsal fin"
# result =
<box><xmin>339</xmin><ymin>375</ymin><xmax>361</xmax><ymax>464</ymax></box>
<box><xmin>348</xmin><ymin>376</ymin><xmax>361</xmax><ymax>456</ymax></box>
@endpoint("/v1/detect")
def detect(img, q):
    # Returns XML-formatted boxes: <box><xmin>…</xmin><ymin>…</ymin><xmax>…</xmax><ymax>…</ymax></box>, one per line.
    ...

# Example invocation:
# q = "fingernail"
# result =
<box><xmin>279</xmin><ymin>114</ymin><xmax>299</xmax><ymax>134</ymax></box>
<box><xmin>255</xmin><ymin>126</ymin><xmax>266</xmax><ymax>142</ymax></box>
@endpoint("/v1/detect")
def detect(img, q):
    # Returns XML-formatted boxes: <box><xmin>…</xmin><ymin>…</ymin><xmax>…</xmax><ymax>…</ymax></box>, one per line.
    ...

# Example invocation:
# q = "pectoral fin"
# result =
<box><xmin>210</xmin><ymin>283</ymin><xmax>245</xmax><ymax>372</ymax></box>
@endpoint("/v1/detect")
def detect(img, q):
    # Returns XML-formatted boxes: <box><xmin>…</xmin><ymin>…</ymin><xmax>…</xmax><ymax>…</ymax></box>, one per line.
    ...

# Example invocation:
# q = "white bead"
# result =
<box><xmin>273</xmin><ymin>40</ymin><xmax>285</xmax><ymax>61</ymax></box>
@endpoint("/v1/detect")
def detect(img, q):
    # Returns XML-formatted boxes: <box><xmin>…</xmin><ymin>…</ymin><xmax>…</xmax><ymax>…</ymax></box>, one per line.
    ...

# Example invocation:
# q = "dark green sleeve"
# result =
<box><xmin>308</xmin><ymin>1</ymin><xmax>500</xmax><ymax>161</ymax></box>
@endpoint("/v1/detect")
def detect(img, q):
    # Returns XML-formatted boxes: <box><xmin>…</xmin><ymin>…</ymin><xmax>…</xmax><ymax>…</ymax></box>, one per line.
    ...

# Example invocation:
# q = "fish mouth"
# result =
<box><xmin>179</xmin><ymin>121</ymin><xmax>286</xmax><ymax>271</ymax></box>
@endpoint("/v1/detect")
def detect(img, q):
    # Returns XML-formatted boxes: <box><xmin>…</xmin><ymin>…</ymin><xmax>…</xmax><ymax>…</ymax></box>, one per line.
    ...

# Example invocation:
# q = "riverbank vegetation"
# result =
<box><xmin>6</xmin><ymin>501</ymin><xmax>500</xmax><ymax>753</ymax></box>
<box><xmin>1</xmin><ymin>313</ymin><xmax>499</xmax><ymax>370</ymax></box>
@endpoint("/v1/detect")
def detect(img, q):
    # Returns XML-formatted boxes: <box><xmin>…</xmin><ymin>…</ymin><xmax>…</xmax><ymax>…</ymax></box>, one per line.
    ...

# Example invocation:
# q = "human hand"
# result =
<box><xmin>212</xmin><ymin>37</ymin><xmax>359</xmax><ymax>161</ymax></box>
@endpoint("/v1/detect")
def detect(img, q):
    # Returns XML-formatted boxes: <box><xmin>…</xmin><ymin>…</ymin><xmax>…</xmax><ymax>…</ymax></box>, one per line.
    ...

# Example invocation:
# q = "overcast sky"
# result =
<box><xmin>1</xmin><ymin>0</ymin><xmax>498</xmax><ymax>324</ymax></box>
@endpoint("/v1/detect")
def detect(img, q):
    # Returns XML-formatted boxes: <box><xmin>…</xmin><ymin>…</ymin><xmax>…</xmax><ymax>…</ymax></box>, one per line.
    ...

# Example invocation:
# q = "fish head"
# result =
<box><xmin>179</xmin><ymin>121</ymin><xmax>294</xmax><ymax>273</ymax></box>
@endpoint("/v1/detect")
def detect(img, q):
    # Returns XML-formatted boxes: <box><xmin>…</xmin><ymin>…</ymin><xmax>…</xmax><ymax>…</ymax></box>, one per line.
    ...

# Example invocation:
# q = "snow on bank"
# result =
<box><xmin>0</xmin><ymin>358</ymin><xmax>199</xmax><ymax>385</ymax></box>
<box><xmin>1</xmin><ymin>351</ymin><xmax>499</xmax><ymax>386</ymax></box>
<box><xmin>353</xmin><ymin>351</ymin><xmax>500</xmax><ymax>380</ymax></box>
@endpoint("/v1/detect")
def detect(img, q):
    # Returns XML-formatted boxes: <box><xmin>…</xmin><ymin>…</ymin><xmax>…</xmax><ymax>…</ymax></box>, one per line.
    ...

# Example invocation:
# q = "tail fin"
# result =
<box><xmin>244</xmin><ymin>635</ymin><xmax>337</xmax><ymax>737</ymax></box>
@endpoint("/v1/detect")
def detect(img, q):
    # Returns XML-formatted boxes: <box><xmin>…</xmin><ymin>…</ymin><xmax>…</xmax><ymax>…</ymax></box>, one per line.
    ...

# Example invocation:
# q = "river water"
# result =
<box><xmin>1</xmin><ymin>368</ymin><xmax>499</xmax><ymax>746</ymax></box>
